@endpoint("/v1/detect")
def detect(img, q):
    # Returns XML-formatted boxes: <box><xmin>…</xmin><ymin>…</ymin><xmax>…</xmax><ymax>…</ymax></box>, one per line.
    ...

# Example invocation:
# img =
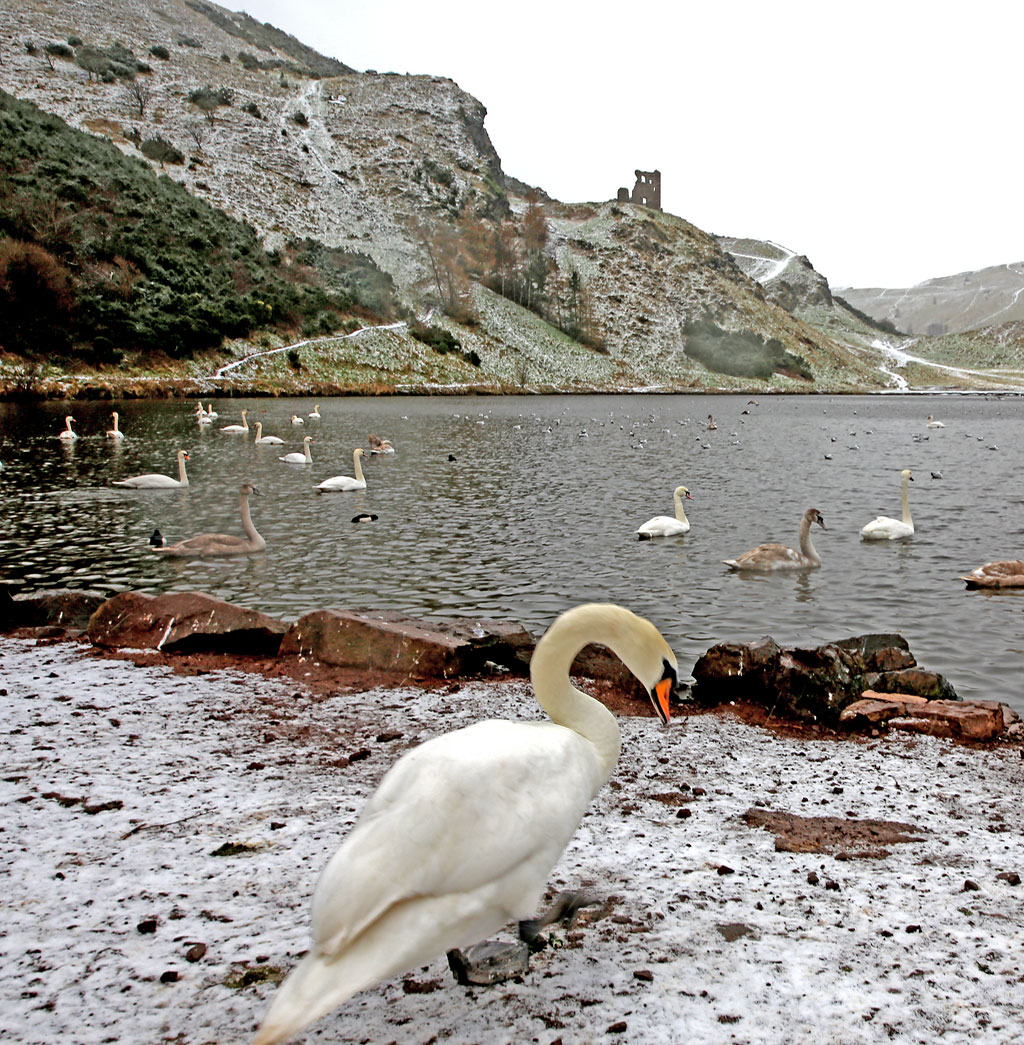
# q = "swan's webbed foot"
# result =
<box><xmin>518</xmin><ymin>889</ymin><xmax>605</xmax><ymax>951</ymax></box>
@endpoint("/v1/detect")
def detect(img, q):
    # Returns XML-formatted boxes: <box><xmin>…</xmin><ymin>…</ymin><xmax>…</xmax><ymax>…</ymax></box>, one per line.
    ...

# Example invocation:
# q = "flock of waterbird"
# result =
<box><xmin>56</xmin><ymin>403</ymin><xmax>395</xmax><ymax>557</ymax></box>
<box><xmin>48</xmin><ymin>399</ymin><xmax>1022</xmax><ymax>1044</ymax></box>
<box><xmin>636</xmin><ymin>410</ymin><xmax>1021</xmax><ymax>588</ymax></box>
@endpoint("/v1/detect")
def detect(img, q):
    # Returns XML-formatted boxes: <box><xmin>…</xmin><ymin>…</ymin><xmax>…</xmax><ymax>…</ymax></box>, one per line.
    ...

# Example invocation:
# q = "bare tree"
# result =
<box><xmin>123</xmin><ymin>78</ymin><xmax>152</xmax><ymax>118</ymax></box>
<box><xmin>186</xmin><ymin>122</ymin><xmax>205</xmax><ymax>151</ymax></box>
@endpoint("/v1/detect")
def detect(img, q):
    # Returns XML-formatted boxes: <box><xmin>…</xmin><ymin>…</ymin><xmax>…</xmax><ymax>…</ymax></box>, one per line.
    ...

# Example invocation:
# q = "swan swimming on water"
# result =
<box><xmin>860</xmin><ymin>469</ymin><xmax>914</xmax><ymax>540</ymax></box>
<box><xmin>279</xmin><ymin>436</ymin><xmax>314</xmax><ymax>464</ymax></box>
<box><xmin>250</xmin><ymin>602</ymin><xmax>676</xmax><ymax>1045</ymax></box>
<box><xmin>316</xmin><ymin>448</ymin><xmax>367</xmax><ymax>492</ymax></box>
<box><xmin>308</xmin><ymin>404</ymin><xmax>321</xmax><ymax>419</ymax></box>
<box><xmin>106</xmin><ymin>412</ymin><xmax>124</xmax><ymax>439</ymax></box>
<box><xmin>254</xmin><ymin>422</ymin><xmax>285</xmax><ymax>445</ymax></box>
<box><xmin>636</xmin><ymin>485</ymin><xmax>692</xmax><ymax>539</ymax></box>
<box><xmin>151</xmin><ymin>482</ymin><xmax>265</xmax><ymax>557</ymax></box>
<box><xmin>112</xmin><ymin>450</ymin><xmax>190</xmax><ymax>489</ymax></box>
<box><xmin>723</xmin><ymin>508</ymin><xmax>827</xmax><ymax>571</ymax></box>
<box><xmin>926</xmin><ymin>415</ymin><xmax>945</xmax><ymax>428</ymax></box>
<box><xmin>58</xmin><ymin>416</ymin><xmax>77</xmax><ymax>441</ymax></box>
<box><xmin>220</xmin><ymin>409</ymin><xmax>249</xmax><ymax>434</ymax></box>
<box><xmin>961</xmin><ymin>560</ymin><xmax>1024</xmax><ymax>589</ymax></box>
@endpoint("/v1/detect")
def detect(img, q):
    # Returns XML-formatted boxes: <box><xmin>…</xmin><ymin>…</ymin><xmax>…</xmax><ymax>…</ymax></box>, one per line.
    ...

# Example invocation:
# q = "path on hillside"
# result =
<box><xmin>873</xmin><ymin>337</ymin><xmax>1024</xmax><ymax>390</ymax></box>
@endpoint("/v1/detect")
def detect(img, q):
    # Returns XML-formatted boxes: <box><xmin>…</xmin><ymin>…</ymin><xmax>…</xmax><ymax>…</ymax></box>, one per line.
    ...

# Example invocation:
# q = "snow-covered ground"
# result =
<box><xmin>3</xmin><ymin>636</ymin><xmax>1023</xmax><ymax>1044</ymax></box>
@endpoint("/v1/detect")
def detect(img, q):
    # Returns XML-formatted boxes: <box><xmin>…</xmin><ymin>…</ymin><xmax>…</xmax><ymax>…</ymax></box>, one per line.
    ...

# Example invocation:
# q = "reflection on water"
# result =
<box><xmin>1</xmin><ymin>393</ymin><xmax>1022</xmax><ymax>712</ymax></box>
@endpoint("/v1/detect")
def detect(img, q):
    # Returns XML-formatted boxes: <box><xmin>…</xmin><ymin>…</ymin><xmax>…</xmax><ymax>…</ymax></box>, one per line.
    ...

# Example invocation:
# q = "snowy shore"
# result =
<box><xmin>3</xmin><ymin>635</ymin><xmax>1023</xmax><ymax>1044</ymax></box>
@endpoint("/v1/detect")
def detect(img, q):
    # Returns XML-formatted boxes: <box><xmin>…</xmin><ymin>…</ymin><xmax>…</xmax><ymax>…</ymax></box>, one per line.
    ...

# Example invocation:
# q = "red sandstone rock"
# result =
<box><xmin>87</xmin><ymin>591</ymin><xmax>287</xmax><ymax>655</ymax></box>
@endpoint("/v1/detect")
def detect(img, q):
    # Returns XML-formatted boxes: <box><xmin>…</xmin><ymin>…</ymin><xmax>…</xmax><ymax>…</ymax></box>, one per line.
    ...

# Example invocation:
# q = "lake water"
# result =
<box><xmin>1</xmin><ymin>393</ymin><xmax>1022</xmax><ymax>714</ymax></box>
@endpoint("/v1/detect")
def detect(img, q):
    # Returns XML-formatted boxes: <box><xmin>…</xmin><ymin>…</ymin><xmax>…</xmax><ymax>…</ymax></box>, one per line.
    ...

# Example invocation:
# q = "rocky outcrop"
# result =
<box><xmin>691</xmin><ymin>633</ymin><xmax>957</xmax><ymax>725</ymax></box>
<box><xmin>87</xmin><ymin>591</ymin><xmax>287</xmax><ymax>655</ymax></box>
<box><xmin>840</xmin><ymin>691</ymin><xmax>1017</xmax><ymax>741</ymax></box>
<box><xmin>0</xmin><ymin>588</ymin><xmax>107</xmax><ymax>633</ymax></box>
<box><xmin>279</xmin><ymin>608</ymin><xmax>534</xmax><ymax>678</ymax></box>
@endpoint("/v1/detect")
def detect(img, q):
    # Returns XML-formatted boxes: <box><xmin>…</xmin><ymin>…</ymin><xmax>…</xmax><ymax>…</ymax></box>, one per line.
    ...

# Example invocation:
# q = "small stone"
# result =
<box><xmin>716</xmin><ymin>864</ymin><xmax>735</xmax><ymax>876</ymax></box>
<box><xmin>825</xmin><ymin>880</ymin><xmax>840</xmax><ymax>892</ymax></box>
<box><xmin>676</xmin><ymin>808</ymin><xmax>692</xmax><ymax>819</ymax></box>
<box><xmin>159</xmin><ymin>970</ymin><xmax>179</xmax><ymax>983</ymax></box>
<box><xmin>607</xmin><ymin>1022</ymin><xmax>628</xmax><ymax>1034</ymax></box>
<box><xmin>137</xmin><ymin>918</ymin><xmax>158</xmax><ymax>934</ymax></box>
<box><xmin>996</xmin><ymin>872</ymin><xmax>1021</xmax><ymax>885</ymax></box>
<box><xmin>692</xmin><ymin>787</ymin><xmax>707</xmax><ymax>797</ymax></box>
<box><xmin>905</xmin><ymin>924</ymin><xmax>922</xmax><ymax>933</ymax></box>
<box><xmin>270</xmin><ymin>821</ymin><xmax>285</xmax><ymax>831</ymax></box>
<box><xmin>447</xmin><ymin>939</ymin><xmax>529</xmax><ymax>986</ymax></box>
<box><xmin>963</xmin><ymin>879</ymin><xmax>980</xmax><ymax>892</ymax></box>
<box><xmin>185</xmin><ymin>943</ymin><xmax>207</xmax><ymax>962</ymax></box>
<box><xmin>807</xmin><ymin>871</ymin><xmax>819</xmax><ymax>885</ymax></box>
<box><xmin>633</xmin><ymin>969</ymin><xmax>654</xmax><ymax>982</ymax></box>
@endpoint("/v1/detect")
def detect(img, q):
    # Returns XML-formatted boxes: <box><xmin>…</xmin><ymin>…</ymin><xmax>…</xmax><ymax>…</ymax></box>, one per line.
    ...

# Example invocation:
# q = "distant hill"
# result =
<box><xmin>838</xmin><ymin>262</ymin><xmax>1024</xmax><ymax>336</ymax></box>
<box><xmin>1</xmin><ymin>0</ymin><xmax>1022</xmax><ymax>393</ymax></box>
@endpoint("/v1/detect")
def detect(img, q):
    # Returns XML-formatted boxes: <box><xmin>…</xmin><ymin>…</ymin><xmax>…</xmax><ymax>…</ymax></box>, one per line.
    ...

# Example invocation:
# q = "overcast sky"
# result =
<box><xmin>234</xmin><ymin>0</ymin><xmax>1023</xmax><ymax>289</ymax></box>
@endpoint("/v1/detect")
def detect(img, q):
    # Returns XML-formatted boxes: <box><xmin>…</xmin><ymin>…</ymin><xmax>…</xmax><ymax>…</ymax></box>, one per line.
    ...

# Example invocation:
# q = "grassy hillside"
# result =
<box><xmin>0</xmin><ymin>90</ymin><xmax>398</xmax><ymax>364</ymax></box>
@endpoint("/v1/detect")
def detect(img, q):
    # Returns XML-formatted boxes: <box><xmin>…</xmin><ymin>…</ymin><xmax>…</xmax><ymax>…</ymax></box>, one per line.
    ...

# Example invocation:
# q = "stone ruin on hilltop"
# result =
<box><xmin>617</xmin><ymin>169</ymin><xmax>661</xmax><ymax>210</ymax></box>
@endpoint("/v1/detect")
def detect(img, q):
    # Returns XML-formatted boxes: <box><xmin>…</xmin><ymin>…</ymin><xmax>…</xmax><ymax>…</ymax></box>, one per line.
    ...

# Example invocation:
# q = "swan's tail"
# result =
<box><xmin>251</xmin><ymin>951</ymin><xmax>373</xmax><ymax>1045</ymax></box>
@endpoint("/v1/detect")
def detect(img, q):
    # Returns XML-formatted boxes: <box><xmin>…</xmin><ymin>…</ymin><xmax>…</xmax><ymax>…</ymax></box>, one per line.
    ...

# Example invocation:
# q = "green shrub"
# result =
<box><xmin>291</xmin><ymin>111</ymin><xmax>308</xmax><ymax>127</ymax></box>
<box><xmin>241</xmin><ymin>101</ymin><xmax>263</xmax><ymax>119</ymax></box>
<box><xmin>67</xmin><ymin>35</ymin><xmax>82</xmax><ymax>47</ymax></box>
<box><xmin>140</xmin><ymin>136</ymin><xmax>184</xmax><ymax>165</ymax></box>
<box><xmin>149</xmin><ymin>44</ymin><xmax>170</xmax><ymax>60</ymax></box>
<box><xmin>683</xmin><ymin>318</ymin><xmax>812</xmax><ymax>380</ymax></box>
<box><xmin>44</xmin><ymin>43</ymin><xmax>74</xmax><ymax>60</ymax></box>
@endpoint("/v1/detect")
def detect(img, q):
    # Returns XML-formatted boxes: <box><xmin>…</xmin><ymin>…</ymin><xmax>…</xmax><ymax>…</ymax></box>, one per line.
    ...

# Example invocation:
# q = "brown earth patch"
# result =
<box><xmin>742</xmin><ymin>807</ymin><xmax>926</xmax><ymax>856</ymax></box>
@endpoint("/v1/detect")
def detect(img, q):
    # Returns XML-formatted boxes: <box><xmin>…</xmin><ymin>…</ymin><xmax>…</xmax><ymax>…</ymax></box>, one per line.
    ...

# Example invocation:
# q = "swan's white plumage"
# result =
<box><xmin>279</xmin><ymin>436</ymin><xmax>314</xmax><ymax>464</ymax></box>
<box><xmin>112</xmin><ymin>450</ymin><xmax>190</xmax><ymax>489</ymax></box>
<box><xmin>106</xmin><ymin>411</ymin><xmax>124</xmax><ymax>439</ymax></box>
<box><xmin>636</xmin><ymin>485</ymin><xmax>692</xmax><ymax>538</ymax></box>
<box><xmin>926</xmin><ymin>415</ymin><xmax>945</xmax><ymax>428</ymax></box>
<box><xmin>251</xmin><ymin>603</ymin><xmax>677</xmax><ymax>1045</ymax></box>
<box><xmin>316</xmin><ymin>448</ymin><xmax>367</xmax><ymax>492</ymax></box>
<box><xmin>723</xmin><ymin>508</ymin><xmax>826</xmax><ymax>571</ymax></box>
<box><xmin>58</xmin><ymin>415</ymin><xmax>77</xmax><ymax>441</ymax></box>
<box><xmin>860</xmin><ymin>468</ymin><xmax>915</xmax><ymax>540</ymax></box>
<box><xmin>220</xmin><ymin>409</ymin><xmax>249</xmax><ymax>434</ymax></box>
<box><xmin>308</xmin><ymin>404</ymin><xmax>321</xmax><ymax>419</ymax></box>
<box><xmin>254</xmin><ymin>422</ymin><xmax>285</xmax><ymax>445</ymax></box>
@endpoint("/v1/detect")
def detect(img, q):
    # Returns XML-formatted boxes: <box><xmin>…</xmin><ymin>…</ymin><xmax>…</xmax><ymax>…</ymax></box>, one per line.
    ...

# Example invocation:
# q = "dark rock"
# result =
<box><xmin>1</xmin><ymin>588</ymin><xmax>107</xmax><ymax>632</ymax></box>
<box><xmin>280</xmin><ymin>608</ymin><xmax>534</xmax><ymax>679</ymax></box>
<box><xmin>185</xmin><ymin>943</ymin><xmax>207</xmax><ymax>962</ymax></box>
<box><xmin>87</xmin><ymin>591</ymin><xmax>287</xmax><ymax>655</ymax></box>
<box><xmin>446</xmin><ymin>939</ymin><xmax>530</xmax><ymax>985</ymax></box>
<box><xmin>693</xmin><ymin>633</ymin><xmax>957</xmax><ymax>726</ymax></box>
<box><xmin>963</xmin><ymin>880</ymin><xmax>980</xmax><ymax>892</ymax></box>
<box><xmin>716</xmin><ymin>922</ymin><xmax>755</xmax><ymax>941</ymax></box>
<box><xmin>633</xmin><ymin>969</ymin><xmax>654</xmax><ymax>982</ymax></box>
<box><xmin>137</xmin><ymin>918</ymin><xmax>158</xmax><ymax>934</ymax></box>
<box><xmin>997</xmin><ymin>872</ymin><xmax>1021</xmax><ymax>885</ymax></box>
<box><xmin>607</xmin><ymin>1022</ymin><xmax>629</xmax><ymax>1035</ymax></box>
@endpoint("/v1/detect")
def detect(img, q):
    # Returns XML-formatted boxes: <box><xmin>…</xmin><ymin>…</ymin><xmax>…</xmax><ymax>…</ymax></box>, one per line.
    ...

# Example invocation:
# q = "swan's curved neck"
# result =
<box><xmin>799</xmin><ymin>516</ymin><xmax>821</xmax><ymax>565</ymax></box>
<box><xmin>239</xmin><ymin>493</ymin><xmax>265</xmax><ymax>549</ymax></box>
<box><xmin>177</xmin><ymin>454</ymin><xmax>189</xmax><ymax>487</ymax></box>
<box><xmin>352</xmin><ymin>451</ymin><xmax>364</xmax><ymax>482</ymax></box>
<box><xmin>901</xmin><ymin>475</ymin><xmax>912</xmax><ymax>526</ymax></box>
<box><xmin>673</xmin><ymin>491</ymin><xmax>690</xmax><ymax>525</ymax></box>
<box><xmin>304</xmin><ymin>439</ymin><xmax>313</xmax><ymax>463</ymax></box>
<box><xmin>530</xmin><ymin>609</ymin><xmax>623</xmax><ymax>776</ymax></box>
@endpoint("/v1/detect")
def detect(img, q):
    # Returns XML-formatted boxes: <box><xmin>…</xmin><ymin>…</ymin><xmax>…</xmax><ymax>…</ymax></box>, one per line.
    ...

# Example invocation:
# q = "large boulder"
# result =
<box><xmin>87</xmin><ymin>591</ymin><xmax>287</xmax><ymax>655</ymax></box>
<box><xmin>691</xmin><ymin>633</ymin><xmax>958</xmax><ymax>726</ymax></box>
<box><xmin>280</xmin><ymin>609</ymin><xmax>535</xmax><ymax>678</ymax></box>
<box><xmin>0</xmin><ymin>588</ymin><xmax>107</xmax><ymax>632</ymax></box>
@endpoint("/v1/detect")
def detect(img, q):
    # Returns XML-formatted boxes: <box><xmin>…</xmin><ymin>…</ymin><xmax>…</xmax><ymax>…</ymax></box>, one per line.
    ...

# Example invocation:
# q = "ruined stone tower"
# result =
<box><xmin>616</xmin><ymin>169</ymin><xmax>661</xmax><ymax>210</ymax></box>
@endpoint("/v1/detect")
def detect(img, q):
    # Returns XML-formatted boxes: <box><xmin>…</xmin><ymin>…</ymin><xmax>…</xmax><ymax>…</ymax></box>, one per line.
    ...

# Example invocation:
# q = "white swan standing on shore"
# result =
<box><xmin>860</xmin><ymin>469</ymin><xmax>914</xmax><ymax>540</ymax></box>
<box><xmin>316</xmin><ymin>448</ymin><xmax>367</xmax><ymax>492</ymax></box>
<box><xmin>220</xmin><ymin>409</ymin><xmax>249</xmax><ymax>434</ymax></box>
<box><xmin>106</xmin><ymin>412</ymin><xmax>125</xmax><ymax>440</ymax></box>
<box><xmin>280</xmin><ymin>436</ymin><xmax>314</xmax><ymax>464</ymax></box>
<box><xmin>636</xmin><ymin>485</ymin><xmax>692</xmax><ymax>539</ymax></box>
<box><xmin>254</xmin><ymin>422</ymin><xmax>285</xmax><ymax>446</ymax></box>
<box><xmin>112</xmin><ymin>450</ymin><xmax>190</xmax><ymax>489</ymax></box>
<box><xmin>58</xmin><ymin>416</ymin><xmax>77</xmax><ymax>441</ymax></box>
<box><xmin>926</xmin><ymin>415</ymin><xmax>946</xmax><ymax>428</ymax></box>
<box><xmin>151</xmin><ymin>482</ymin><xmax>265</xmax><ymax>557</ymax></box>
<box><xmin>723</xmin><ymin>508</ymin><xmax>827</xmax><ymax>571</ymax></box>
<box><xmin>250</xmin><ymin>602</ymin><xmax>677</xmax><ymax>1045</ymax></box>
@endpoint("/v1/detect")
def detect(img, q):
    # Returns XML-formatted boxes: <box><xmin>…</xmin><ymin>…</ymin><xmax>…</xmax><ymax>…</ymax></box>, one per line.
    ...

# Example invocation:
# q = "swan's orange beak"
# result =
<box><xmin>651</xmin><ymin>666</ymin><xmax>675</xmax><ymax>724</ymax></box>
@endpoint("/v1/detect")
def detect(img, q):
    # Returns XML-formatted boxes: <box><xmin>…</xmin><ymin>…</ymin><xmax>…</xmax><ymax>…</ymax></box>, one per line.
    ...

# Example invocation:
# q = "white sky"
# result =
<box><xmin>234</xmin><ymin>0</ymin><xmax>1024</xmax><ymax>289</ymax></box>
